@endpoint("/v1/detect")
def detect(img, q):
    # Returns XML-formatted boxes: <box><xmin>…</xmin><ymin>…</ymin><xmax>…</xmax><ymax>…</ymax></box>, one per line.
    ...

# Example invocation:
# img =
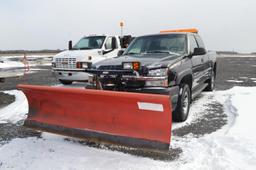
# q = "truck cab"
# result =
<box><xmin>52</xmin><ymin>35</ymin><xmax>125</xmax><ymax>85</ymax></box>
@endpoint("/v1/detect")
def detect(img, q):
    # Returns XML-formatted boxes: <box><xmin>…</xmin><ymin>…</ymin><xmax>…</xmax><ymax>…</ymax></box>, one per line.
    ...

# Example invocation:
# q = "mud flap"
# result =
<box><xmin>17</xmin><ymin>84</ymin><xmax>172</xmax><ymax>151</ymax></box>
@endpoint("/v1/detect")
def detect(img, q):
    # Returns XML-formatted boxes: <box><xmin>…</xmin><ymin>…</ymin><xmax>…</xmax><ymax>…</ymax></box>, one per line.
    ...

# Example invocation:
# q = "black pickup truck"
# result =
<box><xmin>86</xmin><ymin>30</ymin><xmax>217</xmax><ymax>122</ymax></box>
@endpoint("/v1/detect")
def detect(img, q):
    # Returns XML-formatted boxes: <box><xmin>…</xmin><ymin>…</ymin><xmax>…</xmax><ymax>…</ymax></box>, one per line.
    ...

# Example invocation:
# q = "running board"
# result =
<box><xmin>192</xmin><ymin>83</ymin><xmax>208</xmax><ymax>100</ymax></box>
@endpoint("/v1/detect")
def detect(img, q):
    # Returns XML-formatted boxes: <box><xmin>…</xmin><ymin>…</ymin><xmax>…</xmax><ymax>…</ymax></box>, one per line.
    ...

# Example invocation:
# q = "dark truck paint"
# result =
<box><xmin>85</xmin><ymin>32</ymin><xmax>217</xmax><ymax>122</ymax></box>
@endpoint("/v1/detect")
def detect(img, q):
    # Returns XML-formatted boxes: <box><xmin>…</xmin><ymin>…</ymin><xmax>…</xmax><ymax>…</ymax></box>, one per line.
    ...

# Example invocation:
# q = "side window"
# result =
<box><xmin>104</xmin><ymin>37</ymin><xmax>112</xmax><ymax>50</ymax></box>
<box><xmin>189</xmin><ymin>35</ymin><xmax>198</xmax><ymax>54</ymax></box>
<box><xmin>195</xmin><ymin>35</ymin><xmax>205</xmax><ymax>48</ymax></box>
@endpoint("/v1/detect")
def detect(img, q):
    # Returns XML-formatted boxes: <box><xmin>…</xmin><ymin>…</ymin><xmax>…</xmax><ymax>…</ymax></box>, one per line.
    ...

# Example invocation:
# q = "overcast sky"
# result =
<box><xmin>0</xmin><ymin>0</ymin><xmax>255</xmax><ymax>52</ymax></box>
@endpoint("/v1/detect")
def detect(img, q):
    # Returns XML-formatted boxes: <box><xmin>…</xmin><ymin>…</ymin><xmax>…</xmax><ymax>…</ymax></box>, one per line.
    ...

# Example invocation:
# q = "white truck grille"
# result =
<box><xmin>55</xmin><ymin>58</ymin><xmax>76</xmax><ymax>69</ymax></box>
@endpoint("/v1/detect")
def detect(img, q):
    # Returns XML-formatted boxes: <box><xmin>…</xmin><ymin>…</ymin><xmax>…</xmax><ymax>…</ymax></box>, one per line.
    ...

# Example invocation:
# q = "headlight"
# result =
<box><xmin>76</xmin><ymin>62</ymin><xmax>90</xmax><ymax>69</ymax></box>
<box><xmin>52</xmin><ymin>62</ymin><xmax>56</xmax><ymax>67</ymax></box>
<box><xmin>122</xmin><ymin>62</ymin><xmax>140</xmax><ymax>70</ymax></box>
<box><xmin>148</xmin><ymin>68</ymin><xmax>168</xmax><ymax>77</ymax></box>
<box><xmin>82</xmin><ymin>62</ymin><xmax>88</xmax><ymax>68</ymax></box>
<box><xmin>123</xmin><ymin>62</ymin><xmax>133</xmax><ymax>69</ymax></box>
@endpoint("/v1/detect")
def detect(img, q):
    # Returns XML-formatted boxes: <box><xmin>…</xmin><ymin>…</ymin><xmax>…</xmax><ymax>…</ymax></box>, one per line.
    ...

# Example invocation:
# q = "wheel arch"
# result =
<box><xmin>176</xmin><ymin>71</ymin><xmax>193</xmax><ymax>91</ymax></box>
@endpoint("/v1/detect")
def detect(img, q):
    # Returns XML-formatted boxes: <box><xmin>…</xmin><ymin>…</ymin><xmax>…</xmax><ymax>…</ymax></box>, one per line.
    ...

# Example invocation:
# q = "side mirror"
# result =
<box><xmin>68</xmin><ymin>40</ymin><xmax>72</xmax><ymax>50</ymax></box>
<box><xmin>193</xmin><ymin>48</ymin><xmax>206</xmax><ymax>56</ymax></box>
<box><xmin>117</xmin><ymin>50</ymin><xmax>124</xmax><ymax>56</ymax></box>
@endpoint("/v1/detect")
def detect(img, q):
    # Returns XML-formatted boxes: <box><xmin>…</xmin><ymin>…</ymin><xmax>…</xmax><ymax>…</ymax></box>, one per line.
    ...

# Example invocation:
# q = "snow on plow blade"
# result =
<box><xmin>17</xmin><ymin>84</ymin><xmax>172</xmax><ymax>151</ymax></box>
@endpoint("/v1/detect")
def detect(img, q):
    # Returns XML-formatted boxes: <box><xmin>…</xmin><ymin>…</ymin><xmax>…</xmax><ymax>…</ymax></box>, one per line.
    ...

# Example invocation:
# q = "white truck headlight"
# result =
<box><xmin>148</xmin><ymin>68</ymin><xmax>168</xmax><ymax>77</ymax></box>
<box><xmin>76</xmin><ymin>62</ymin><xmax>90</xmax><ymax>69</ymax></box>
<box><xmin>82</xmin><ymin>62</ymin><xmax>88</xmax><ymax>68</ymax></box>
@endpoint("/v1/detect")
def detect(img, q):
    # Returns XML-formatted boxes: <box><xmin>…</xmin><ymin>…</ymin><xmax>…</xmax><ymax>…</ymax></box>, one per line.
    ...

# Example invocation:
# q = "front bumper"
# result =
<box><xmin>87</xmin><ymin>69</ymin><xmax>168</xmax><ymax>88</ymax></box>
<box><xmin>52</xmin><ymin>69</ymin><xmax>90</xmax><ymax>81</ymax></box>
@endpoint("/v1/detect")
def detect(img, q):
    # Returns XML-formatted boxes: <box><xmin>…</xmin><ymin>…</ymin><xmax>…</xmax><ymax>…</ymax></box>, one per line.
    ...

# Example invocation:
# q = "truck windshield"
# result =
<box><xmin>73</xmin><ymin>36</ymin><xmax>106</xmax><ymax>50</ymax></box>
<box><xmin>124</xmin><ymin>34</ymin><xmax>187</xmax><ymax>56</ymax></box>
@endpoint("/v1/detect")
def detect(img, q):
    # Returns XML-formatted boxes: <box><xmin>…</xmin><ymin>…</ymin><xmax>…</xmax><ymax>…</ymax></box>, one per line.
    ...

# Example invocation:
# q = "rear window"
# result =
<box><xmin>195</xmin><ymin>34</ymin><xmax>205</xmax><ymax>48</ymax></box>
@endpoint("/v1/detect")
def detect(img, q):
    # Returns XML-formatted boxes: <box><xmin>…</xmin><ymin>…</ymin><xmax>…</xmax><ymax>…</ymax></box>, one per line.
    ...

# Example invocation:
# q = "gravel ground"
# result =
<box><xmin>0</xmin><ymin>55</ymin><xmax>256</xmax><ymax>160</ymax></box>
<box><xmin>0</xmin><ymin>66</ymin><xmax>58</xmax><ymax>91</ymax></box>
<box><xmin>215</xmin><ymin>57</ymin><xmax>256</xmax><ymax>90</ymax></box>
<box><xmin>0</xmin><ymin>123</ymin><xmax>41</xmax><ymax>145</ymax></box>
<box><xmin>0</xmin><ymin>93</ymin><xmax>15</xmax><ymax>108</ymax></box>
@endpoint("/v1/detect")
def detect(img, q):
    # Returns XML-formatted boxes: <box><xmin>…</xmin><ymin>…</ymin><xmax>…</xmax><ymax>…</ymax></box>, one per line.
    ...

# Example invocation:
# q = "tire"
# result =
<box><xmin>59</xmin><ymin>80</ymin><xmax>73</xmax><ymax>85</ymax></box>
<box><xmin>204</xmin><ymin>70</ymin><xmax>215</xmax><ymax>91</ymax></box>
<box><xmin>173</xmin><ymin>84</ymin><xmax>191</xmax><ymax>122</ymax></box>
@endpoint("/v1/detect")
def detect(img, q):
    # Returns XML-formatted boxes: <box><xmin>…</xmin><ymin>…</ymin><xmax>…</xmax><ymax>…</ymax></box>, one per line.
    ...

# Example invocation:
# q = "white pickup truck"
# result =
<box><xmin>52</xmin><ymin>35</ymin><xmax>132</xmax><ymax>85</ymax></box>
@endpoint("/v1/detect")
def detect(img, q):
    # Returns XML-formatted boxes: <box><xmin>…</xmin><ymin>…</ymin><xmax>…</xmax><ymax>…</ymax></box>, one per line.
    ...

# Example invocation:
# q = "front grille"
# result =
<box><xmin>55</xmin><ymin>58</ymin><xmax>76</xmax><ymax>69</ymax></box>
<box><xmin>98</xmin><ymin>65</ymin><xmax>123</xmax><ymax>70</ymax></box>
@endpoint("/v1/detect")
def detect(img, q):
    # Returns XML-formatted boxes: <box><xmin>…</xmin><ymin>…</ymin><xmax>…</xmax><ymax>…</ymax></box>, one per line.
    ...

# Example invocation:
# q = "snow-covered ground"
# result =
<box><xmin>0</xmin><ymin>61</ymin><xmax>25</xmax><ymax>78</ymax></box>
<box><xmin>0</xmin><ymin>54</ymin><xmax>53</xmax><ymax>67</ymax></box>
<box><xmin>0</xmin><ymin>60</ymin><xmax>25</xmax><ymax>69</ymax></box>
<box><xmin>0</xmin><ymin>55</ymin><xmax>53</xmax><ymax>78</ymax></box>
<box><xmin>0</xmin><ymin>87</ymin><xmax>256</xmax><ymax>169</ymax></box>
<box><xmin>218</xmin><ymin>54</ymin><xmax>256</xmax><ymax>58</ymax></box>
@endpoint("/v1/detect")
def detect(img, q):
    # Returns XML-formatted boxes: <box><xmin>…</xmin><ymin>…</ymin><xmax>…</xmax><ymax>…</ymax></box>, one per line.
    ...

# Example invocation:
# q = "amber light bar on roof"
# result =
<box><xmin>160</xmin><ymin>28</ymin><xmax>199</xmax><ymax>33</ymax></box>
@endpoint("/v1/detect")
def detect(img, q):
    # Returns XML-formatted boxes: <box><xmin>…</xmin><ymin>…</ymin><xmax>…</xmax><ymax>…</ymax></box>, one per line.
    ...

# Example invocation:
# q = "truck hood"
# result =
<box><xmin>53</xmin><ymin>49</ymin><xmax>101</xmax><ymax>62</ymax></box>
<box><xmin>95</xmin><ymin>53</ymin><xmax>182</xmax><ymax>69</ymax></box>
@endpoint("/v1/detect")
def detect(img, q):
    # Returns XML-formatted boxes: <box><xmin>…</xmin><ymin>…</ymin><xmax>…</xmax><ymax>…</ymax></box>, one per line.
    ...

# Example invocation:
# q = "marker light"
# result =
<box><xmin>160</xmin><ymin>28</ymin><xmax>198</xmax><ymax>33</ymax></box>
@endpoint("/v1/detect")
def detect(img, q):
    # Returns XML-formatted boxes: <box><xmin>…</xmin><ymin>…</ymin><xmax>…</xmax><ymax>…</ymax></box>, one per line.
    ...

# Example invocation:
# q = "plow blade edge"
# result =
<box><xmin>17</xmin><ymin>84</ymin><xmax>172</xmax><ymax>151</ymax></box>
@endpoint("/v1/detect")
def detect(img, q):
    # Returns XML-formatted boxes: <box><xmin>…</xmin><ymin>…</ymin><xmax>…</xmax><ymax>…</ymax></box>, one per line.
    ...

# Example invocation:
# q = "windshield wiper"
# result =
<box><xmin>78</xmin><ymin>47</ymin><xmax>93</xmax><ymax>50</ymax></box>
<box><xmin>146</xmin><ymin>50</ymin><xmax>179</xmax><ymax>55</ymax></box>
<box><xmin>125</xmin><ymin>52</ymin><xmax>140</xmax><ymax>55</ymax></box>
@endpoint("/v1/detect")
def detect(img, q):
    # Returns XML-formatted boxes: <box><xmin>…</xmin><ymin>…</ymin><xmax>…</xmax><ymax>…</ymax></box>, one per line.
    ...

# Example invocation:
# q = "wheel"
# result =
<box><xmin>173</xmin><ymin>84</ymin><xmax>191</xmax><ymax>122</ymax></box>
<box><xmin>204</xmin><ymin>70</ymin><xmax>215</xmax><ymax>91</ymax></box>
<box><xmin>59</xmin><ymin>80</ymin><xmax>73</xmax><ymax>85</ymax></box>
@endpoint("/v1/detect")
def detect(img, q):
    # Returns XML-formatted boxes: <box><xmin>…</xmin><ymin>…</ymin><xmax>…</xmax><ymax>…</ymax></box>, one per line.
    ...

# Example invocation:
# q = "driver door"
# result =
<box><xmin>103</xmin><ymin>37</ymin><xmax>119</xmax><ymax>58</ymax></box>
<box><xmin>189</xmin><ymin>35</ymin><xmax>205</xmax><ymax>90</ymax></box>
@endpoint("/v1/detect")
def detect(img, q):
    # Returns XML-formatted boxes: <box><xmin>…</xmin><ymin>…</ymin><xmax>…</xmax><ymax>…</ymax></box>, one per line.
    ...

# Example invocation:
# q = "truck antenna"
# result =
<box><xmin>119</xmin><ymin>21</ymin><xmax>124</xmax><ymax>37</ymax></box>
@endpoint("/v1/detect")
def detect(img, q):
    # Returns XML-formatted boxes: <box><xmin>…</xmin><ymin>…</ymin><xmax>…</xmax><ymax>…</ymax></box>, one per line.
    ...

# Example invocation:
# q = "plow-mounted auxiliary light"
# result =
<box><xmin>122</xmin><ymin>62</ymin><xmax>140</xmax><ymax>70</ymax></box>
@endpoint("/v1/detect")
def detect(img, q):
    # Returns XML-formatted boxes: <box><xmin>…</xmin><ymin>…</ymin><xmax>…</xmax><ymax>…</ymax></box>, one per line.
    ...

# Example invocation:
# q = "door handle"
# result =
<box><xmin>201</xmin><ymin>58</ymin><xmax>204</xmax><ymax>62</ymax></box>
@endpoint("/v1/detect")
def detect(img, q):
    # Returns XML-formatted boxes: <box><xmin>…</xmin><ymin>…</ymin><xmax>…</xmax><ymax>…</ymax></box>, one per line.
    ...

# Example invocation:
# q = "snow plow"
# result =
<box><xmin>17</xmin><ymin>84</ymin><xmax>172</xmax><ymax>151</ymax></box>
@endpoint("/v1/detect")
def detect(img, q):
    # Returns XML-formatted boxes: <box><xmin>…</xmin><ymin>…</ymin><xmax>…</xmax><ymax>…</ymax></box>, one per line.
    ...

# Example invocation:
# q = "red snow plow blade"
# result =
<box><xmin>17</xmin><ymin>84</ymin><xmax>172</xmax><ymax>151</ymax></box>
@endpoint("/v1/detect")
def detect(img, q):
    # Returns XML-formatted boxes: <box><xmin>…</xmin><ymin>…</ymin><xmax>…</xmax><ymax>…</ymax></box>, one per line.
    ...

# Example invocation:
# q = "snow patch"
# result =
<box><xmin>0</xmin><ymin>60</ymin><xmax>24</xmax><ymax>69</ymax></box>
<box><xmin>226</xmin><ymin>79</ymin><xmax>243</xmax><ymax>83</ymax></box>
<box><xmin>218</xmin><ymin>54</ymin><xmax>256</xmax><ymax>58</ymax></box>
<box><xmin>0</xmin><ymin>90</ymin><xmax>28</xmax><ymax>124</ymax></box>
